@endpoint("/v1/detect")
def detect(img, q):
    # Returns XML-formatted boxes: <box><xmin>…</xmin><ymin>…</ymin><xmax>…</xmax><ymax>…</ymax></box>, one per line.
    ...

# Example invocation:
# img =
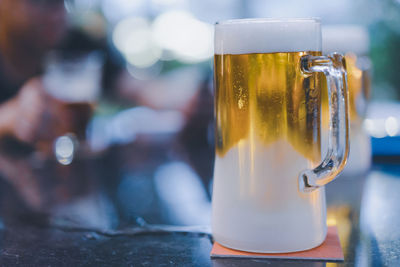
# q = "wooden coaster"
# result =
<box><xmin>211</xmin><ymin>226</ymin><xmax>344</xmax><ymax>261</ymax></box>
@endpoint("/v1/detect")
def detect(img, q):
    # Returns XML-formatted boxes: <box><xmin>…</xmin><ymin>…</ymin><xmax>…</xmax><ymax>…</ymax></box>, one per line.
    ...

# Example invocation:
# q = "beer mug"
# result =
<box><xmin>212</xmin><ymin>18</ymin><xmax>350</xmax><ymax>253</ymax></box>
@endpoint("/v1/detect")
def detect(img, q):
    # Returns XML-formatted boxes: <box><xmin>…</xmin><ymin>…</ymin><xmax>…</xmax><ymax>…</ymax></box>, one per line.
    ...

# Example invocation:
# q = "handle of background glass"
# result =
<box><xmin>299</xmin><ymin>53</ymin><xmax>350</xmax><ymax>192</ymax></box>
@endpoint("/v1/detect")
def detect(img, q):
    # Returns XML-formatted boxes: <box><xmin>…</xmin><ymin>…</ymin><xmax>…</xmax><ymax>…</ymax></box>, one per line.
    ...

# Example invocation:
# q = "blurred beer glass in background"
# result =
<box><xmin>44</xmin><ymin>52</ymin><xmax>102</xmax><ymax>104</ymax></box>
<box><xmin>322</xmin><ymin>25</ymin><xmax>372</xmax><ymax>175</ymax></box>
<box><xmin>43</xmin><ymin>52</ymin><xmax>103</xmax><ymax>164</ymax></box>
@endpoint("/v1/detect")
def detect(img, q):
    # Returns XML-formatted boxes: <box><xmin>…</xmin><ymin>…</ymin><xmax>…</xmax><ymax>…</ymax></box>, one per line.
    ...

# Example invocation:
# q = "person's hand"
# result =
<box><xmin>12</xmin><ymin>78</ymin><xmax>49</xmax><ymax>144</ymax></box>
<box><xmin>11</xmin><ymin>78</ymin><xmax>93</xmax><ymax>152</ymax></box>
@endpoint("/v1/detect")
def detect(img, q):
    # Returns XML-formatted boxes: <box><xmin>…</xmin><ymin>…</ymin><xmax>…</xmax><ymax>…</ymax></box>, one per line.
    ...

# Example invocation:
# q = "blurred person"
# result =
<box><xmin>178</xmin><ymin>73</ymin><xmax>214</xmax><ymax>197</ymax></box>
<box><xmin>0</xmin><ymin>0</ymin><xmax>81</xmax><ymax>150</ymax></box>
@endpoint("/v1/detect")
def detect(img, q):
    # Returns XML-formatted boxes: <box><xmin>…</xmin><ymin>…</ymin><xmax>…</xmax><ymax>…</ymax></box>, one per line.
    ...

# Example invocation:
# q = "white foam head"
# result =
<box><xmin>322</xmin><ymin>25</ymin><xmax>370</xmax><ymax>55</ymax></box>
<box><xmin>214</xmin><ymin>18</ymin><xmax>321</xmax><ymax>55</ymax></box>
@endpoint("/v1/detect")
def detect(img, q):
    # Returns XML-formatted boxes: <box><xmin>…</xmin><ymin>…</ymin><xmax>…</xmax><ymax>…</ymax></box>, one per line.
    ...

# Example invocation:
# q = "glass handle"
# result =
<box><xmin>299</xmin><ymin>53</ymin><xmax>350</xmax><ymax>192</ymax></box>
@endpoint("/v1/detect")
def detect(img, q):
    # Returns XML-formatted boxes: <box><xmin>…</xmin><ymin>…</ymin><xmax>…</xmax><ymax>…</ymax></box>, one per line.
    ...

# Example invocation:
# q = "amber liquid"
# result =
<box><xmin>214</xmin><ymin>51</ymin><xmax>323</xmax><ymax>161</ymax></box>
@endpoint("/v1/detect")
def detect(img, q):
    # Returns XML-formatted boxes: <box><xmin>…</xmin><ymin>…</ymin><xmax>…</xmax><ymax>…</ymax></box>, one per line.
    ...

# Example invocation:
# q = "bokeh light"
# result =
<box><xmin>112</xmin><ymin>17</ymin><xmax>162</xmax><ymax>68</ymax></box>
<box><xmin>101</xmin><ymin>0</ymin><xmax>147</xmax><ymax>23</ymax></box>
<box><xmin>385</xmin><ymin>116</ymin><xmax>399</xmax><ymax>137</ymax></box>
<box><xmin>152</xmin><ymin>10</ymin><xmax>214</xmax><ymax>63</ymax></box>
<box><xmin>54</xmin><ymin>135</ymin><xmax>76</xmax><ymax>165</ymax></box>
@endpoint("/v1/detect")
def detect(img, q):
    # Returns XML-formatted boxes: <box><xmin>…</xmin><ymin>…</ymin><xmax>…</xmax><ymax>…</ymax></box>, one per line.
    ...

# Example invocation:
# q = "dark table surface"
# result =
<box><xmin>0</xmin><ymin>133</ymin><xmax>398</xmax><ymax>267</ymax></box>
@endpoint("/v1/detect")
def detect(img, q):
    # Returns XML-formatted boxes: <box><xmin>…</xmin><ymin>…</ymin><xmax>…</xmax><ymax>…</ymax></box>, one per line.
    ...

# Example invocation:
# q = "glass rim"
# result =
<box><xmin>215</xmin><ymin>17</ymin><xmax>321</xmax><ymax>26</ymax></box>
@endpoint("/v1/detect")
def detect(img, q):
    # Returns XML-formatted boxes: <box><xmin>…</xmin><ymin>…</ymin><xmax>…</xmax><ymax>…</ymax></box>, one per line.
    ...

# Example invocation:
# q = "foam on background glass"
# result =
<box><xmin>43</xmin><ymin>51</ymin><xmax>103</xmax><ymax>103</ymax></box>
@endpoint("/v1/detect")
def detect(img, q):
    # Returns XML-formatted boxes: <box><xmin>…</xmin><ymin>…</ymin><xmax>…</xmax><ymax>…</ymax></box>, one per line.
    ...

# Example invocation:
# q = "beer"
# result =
<box><xmin>212</xmin><ymin>19</ymin><xmax>329</xmax><ymax>253</ymax></box>
<box><xmin>215</xmin><ymin>51</ymin><xmax>322</xmax><ymax>161</ymax></box>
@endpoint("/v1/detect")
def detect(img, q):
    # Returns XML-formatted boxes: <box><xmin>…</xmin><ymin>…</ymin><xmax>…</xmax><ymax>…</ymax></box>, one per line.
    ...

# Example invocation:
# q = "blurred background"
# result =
<box><xmin>0</xmin><ymin>0</ymin><xmax>399</xmax><ymax>226</ymax></box>
<box><xmin>61</xmin><ymin>0</ymin><xmax>399</xmax><ymax>98</ymax></box>
<box><xmin>60</xmin><ymin>0</ymin><xmax>400</xmax><ymax>96</ymax></box>
<box><xmin>0</xmin><ymin>0</ymin><xmax>398</xmax><ymax>265</ymax></box>
<box><xmin>0</xmin><ymin>0</ymin><xmax>398</xmax><ymax>232</ymax></box>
